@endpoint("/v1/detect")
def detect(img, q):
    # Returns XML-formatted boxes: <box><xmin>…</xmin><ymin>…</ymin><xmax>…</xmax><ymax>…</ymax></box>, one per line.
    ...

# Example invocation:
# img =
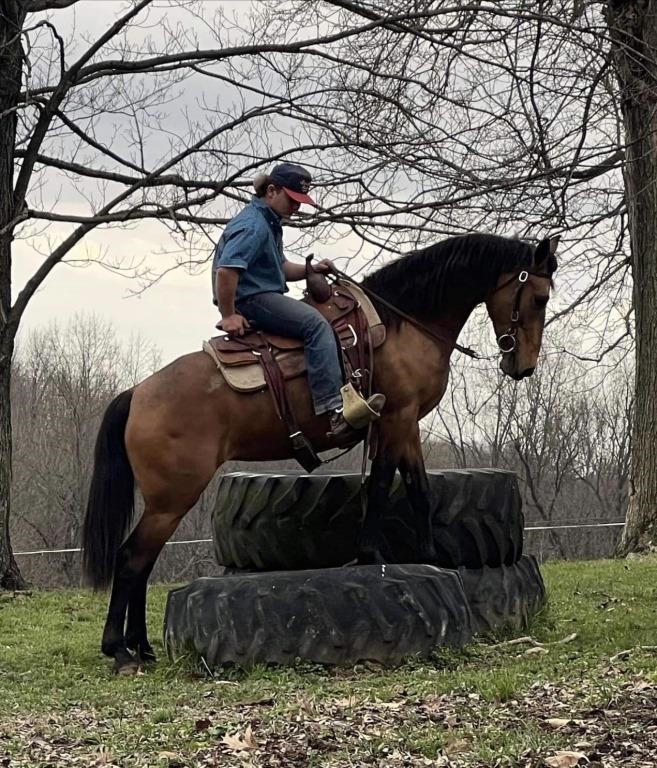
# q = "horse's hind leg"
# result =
<box><xmin>101</xmin><ymin>544</ymin><xmax>140</xmax><ymax>673</ymax></box>
<box><xmin>101</xmin><ymin>504</ymin><xmax>189</xmax><ymax>674</ymax></box>
<box><xmin>125</xmin><ymin>565</ymin><xmax>156</xmax><ymax>662</ymax></box>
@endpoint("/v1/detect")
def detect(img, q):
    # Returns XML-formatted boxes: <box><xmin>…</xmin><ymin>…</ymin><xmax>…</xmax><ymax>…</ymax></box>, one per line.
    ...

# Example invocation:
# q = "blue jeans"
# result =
<box><xmin>237</xmin><ymin>292</ymin><xmax>343</xmax><ymax>415</ymax></box>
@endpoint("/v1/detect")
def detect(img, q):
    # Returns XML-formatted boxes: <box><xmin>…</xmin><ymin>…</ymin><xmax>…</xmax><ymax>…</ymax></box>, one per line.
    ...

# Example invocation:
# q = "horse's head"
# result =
<box><xmin>485</xmin><ymin>236</ymin><xmax>559</xmax><ymax>380</ymax></box>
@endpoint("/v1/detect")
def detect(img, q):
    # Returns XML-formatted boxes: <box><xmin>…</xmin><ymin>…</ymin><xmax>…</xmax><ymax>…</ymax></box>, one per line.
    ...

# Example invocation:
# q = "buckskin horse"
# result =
<box><xmin>82</xmin><ymin>232</ymin><xmax>558</xmax><ymax>673</ymax></box>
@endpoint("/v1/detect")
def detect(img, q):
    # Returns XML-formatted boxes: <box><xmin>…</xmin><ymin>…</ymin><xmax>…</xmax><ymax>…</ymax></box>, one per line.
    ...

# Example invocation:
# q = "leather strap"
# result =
<box><xmin>257</xmin><ymin>338</ymin><xmax>321</xmax><ymax>472</ymax></box>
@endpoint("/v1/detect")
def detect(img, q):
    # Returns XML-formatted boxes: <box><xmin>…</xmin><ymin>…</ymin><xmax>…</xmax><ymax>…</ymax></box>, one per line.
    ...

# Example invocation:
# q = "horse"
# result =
<box><xmin>82</xmin><ymin>232</ymin><xmax>558</xmax><ymax>673</ymax></box>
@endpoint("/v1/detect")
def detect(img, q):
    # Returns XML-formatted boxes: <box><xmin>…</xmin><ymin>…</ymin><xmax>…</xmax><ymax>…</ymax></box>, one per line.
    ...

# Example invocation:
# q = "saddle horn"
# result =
<box><xmin>305</xmin><ymin>253</ymin><xmax>332</xmax><ymax>304</ymax></box>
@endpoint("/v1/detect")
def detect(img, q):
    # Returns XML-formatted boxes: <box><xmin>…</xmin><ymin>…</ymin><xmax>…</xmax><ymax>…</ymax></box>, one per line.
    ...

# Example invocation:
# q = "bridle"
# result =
<box><xmin>490</xmin><ymin>269</ymin><xmax>552</xmax><ymax>354</ymax></box>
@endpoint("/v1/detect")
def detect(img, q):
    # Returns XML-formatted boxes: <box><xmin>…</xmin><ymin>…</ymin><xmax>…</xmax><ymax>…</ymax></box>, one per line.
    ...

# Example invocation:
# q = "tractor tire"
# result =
<box><xmin>459</xmin><ymin>555</ymin><xmax>546</xmax><ymax>635</ymax></box>
<box><xmin>212</xmin><ymin>469</ymin><xmax>522</xmax><ymax>571</ymax></box>
<box><xmin>163</xmin><ymin>564</ymin><xmax>472</xmax><ymax>668</ymax></box>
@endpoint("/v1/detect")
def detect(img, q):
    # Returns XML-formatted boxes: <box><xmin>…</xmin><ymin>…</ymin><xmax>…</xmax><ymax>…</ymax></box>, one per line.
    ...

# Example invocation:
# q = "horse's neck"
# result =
<box><xmin>424</xmin><ymin>299</ymin><xmax>480</xmax><ymax>349</ymax></box>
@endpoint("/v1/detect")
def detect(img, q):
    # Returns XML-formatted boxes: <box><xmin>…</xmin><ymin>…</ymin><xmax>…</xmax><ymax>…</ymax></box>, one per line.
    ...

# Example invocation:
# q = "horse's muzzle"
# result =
<box><xmin>513</xmin><ymin>366</ymin><xmax>535</xmax><ymax>380</ymax></box>
<box><xmin>506</xmin><ymin>366</ymin><xmax>535</xmax><ymax>381</ymax></box>
<box><xmin>500</xmin><ymin>355</ymin><xmax>535</xmax><ymax>380</ymax></box>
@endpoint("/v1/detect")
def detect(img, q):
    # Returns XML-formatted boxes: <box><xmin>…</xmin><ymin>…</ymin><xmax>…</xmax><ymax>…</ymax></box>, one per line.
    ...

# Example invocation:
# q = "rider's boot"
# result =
<box><xmin>326</xmin><ymin>387</ymin><xmax>386</xmax><ymax>438</ymax></box>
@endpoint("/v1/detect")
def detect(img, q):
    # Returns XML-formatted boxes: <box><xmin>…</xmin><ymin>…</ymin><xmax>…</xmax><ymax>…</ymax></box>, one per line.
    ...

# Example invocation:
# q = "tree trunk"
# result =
<box><xmin>607</xmin><ymin>1</ymin><xmax>657</xmax><ymax>553</ymax></box>
<box><xmin>0</xmin><ymin>1</ymin><xmax>27</xmax><ymax>588</ymax></box>
<box><xmin>0</xmin><ymin>360</ymin><xmax>25</xmax><ymax>589</ymax></box>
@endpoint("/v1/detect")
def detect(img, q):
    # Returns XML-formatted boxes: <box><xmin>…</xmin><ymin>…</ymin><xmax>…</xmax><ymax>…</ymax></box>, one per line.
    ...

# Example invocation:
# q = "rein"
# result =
<box><xmin>330</xmin><ymin>265</ymin><xmax>552</xmax><ymax>359</ymax></box>
<box><xmin>330</xmin><ymin>266</ymin><xmax>478</xmax><ymax>359</ymax></box>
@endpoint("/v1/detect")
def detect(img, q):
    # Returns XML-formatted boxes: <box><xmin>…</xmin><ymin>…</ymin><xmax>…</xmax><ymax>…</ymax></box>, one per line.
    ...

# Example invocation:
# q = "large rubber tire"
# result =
<box><xmin>212</xmin><ymin>469</ymin><xmax>523</xmax><ymax>571</ymax></box>
<box><xmin>163</xmin><ymin>565</ymin><xmax>473</xmax><ymax>667</ymax></box>
<box><xmin>459</xmin><ymin>555</ymin><xmax>546</xmax><ymax>635</ymax></box>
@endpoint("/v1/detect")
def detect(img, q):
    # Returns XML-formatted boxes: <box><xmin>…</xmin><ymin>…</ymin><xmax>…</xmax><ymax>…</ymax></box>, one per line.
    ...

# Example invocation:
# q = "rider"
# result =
<box><xmin>212</xmin><ymin>162</ymin><xmax>382</xmax><ymax>438</ymax></box>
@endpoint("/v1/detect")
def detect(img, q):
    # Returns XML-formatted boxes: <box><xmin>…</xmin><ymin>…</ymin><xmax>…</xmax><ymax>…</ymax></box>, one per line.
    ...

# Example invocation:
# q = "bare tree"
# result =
<box><xmin>11</xmin><ymin>314</ymin><xmax>159</xmax><ymax>586</ymax></box>
<box><xmin>428</xmin><ymin>336</ymin><xmax>631</xmax><ymax>559</ymax></box>
<box><xmin>3</xmin><ymin>0</ymin><xmax>461</xmax><ymax>586</ymax></box>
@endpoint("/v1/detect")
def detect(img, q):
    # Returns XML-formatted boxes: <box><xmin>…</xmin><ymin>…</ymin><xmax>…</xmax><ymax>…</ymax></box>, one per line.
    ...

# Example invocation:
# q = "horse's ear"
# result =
<box><xmin>534</xmin><ymin>235</ymin><xmax>559</xmax><ymax>273</ymax></box>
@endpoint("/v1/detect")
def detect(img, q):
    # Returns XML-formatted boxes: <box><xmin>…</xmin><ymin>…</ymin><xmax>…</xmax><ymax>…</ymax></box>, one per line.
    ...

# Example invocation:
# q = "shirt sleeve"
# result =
<box><xmin>215</xmin><ymin>220</ymin><xmax>267</xmax><ymax>271</ymax></box>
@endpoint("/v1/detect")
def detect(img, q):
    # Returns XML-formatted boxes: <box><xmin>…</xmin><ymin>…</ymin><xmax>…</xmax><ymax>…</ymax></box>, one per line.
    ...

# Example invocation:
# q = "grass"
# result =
<box><xmin>1</xmin><ymin>557</ymin><xmax>657</xmax><ymax>766</ymax></box>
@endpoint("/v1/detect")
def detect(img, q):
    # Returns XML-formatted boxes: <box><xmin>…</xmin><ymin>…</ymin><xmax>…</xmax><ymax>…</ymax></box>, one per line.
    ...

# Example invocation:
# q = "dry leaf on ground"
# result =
<box><xmin>222</xmin><ymin>724</ymin><xmax>258</xmax><ymax>752</ymax></box>
<box><xmin>544</xmin><ymin>749</ymin><xmax>588</xmax><ymax>767</ymax></box>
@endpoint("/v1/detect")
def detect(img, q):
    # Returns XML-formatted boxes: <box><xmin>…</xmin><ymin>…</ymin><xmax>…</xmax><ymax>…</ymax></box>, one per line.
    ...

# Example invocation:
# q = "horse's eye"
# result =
<box><xmin>534</xmin><ymin>296</ymin><xmax>549</xmax><ymax>309</ymax></box>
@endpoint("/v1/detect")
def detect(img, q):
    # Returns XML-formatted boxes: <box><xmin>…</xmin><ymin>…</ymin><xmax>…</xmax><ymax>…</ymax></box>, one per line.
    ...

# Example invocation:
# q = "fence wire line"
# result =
<box><xmin>13</xmin><ymin>522</ymin><xmax>626</xmax><ymax>557</ymax></box>
<box><xmin>14</xmin><ymin>538</ymin><xmax>214</xmax><ymax>557</ymax></box>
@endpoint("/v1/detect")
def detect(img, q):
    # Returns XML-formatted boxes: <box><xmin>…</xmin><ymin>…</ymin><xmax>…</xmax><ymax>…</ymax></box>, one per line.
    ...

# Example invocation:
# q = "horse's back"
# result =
<box><xmin>128</xmin><ymin>352</ymin><xmax>215</xmax><ymax>426</ymax></box>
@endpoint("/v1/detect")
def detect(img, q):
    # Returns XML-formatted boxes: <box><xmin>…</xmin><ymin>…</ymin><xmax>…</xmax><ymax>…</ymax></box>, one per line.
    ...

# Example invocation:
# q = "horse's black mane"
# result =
<box><xmin>362</xmin><ymin>233</ymin><xmax>539</xmax><ymax>328</ymax></box>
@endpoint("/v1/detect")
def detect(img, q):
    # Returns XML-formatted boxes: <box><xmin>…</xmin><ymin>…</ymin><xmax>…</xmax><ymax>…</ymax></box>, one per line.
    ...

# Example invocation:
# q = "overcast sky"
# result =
<box><xmin>13</xmin><ymin>211</ymin><xmax>341</xmax><ymax>363</ymax></box>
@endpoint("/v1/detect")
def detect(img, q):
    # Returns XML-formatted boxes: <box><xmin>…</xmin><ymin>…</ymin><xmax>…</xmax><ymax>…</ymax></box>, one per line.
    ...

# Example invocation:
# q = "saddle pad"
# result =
<box><xmin>203</xmin><ymin>342</ymin><xmax>304</xmax><ymax>392</ymax></box>
<box><xmin>339</xmin><ymin>280</ymin><xmax>384</xmax><ymax>338</ymax></box>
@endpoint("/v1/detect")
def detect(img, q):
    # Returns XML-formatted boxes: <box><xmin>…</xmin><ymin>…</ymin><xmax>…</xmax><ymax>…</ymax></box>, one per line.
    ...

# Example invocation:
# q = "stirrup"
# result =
<box><xmin>340</xmin><ymin>383</ymin><xmax>386</xmax><ymax>429</ymax></box>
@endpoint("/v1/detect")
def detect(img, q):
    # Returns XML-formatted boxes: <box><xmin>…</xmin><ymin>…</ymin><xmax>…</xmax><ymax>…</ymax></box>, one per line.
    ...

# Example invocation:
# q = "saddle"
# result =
<box><xmin>203</xmin><ymin>279</ymin><xmax>386</xmax><ymax>470</ymax></box>
<box><xmin>204</xmin><ymin>279</ymin><xmax>385</xmax><ymax>392</ymax></box>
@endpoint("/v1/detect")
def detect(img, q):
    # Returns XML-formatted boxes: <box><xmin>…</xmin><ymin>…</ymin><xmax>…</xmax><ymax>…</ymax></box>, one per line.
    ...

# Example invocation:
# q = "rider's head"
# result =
<box><xmin>254</xmin><ymin>163</ymin><xmax>315</xmax><ymax>218</ymax></box>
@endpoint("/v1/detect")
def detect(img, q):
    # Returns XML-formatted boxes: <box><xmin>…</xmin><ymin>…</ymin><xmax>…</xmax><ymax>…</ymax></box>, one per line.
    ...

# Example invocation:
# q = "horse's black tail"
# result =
<box><xmin>82</xmin><ymin>389</ymin><xmax>135</xmax><ymax>590</ymax></box>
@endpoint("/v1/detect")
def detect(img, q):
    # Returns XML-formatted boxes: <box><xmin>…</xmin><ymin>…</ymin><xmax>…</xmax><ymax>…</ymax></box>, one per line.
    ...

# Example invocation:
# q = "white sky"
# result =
<box><xmin>13</xmin><ymin>214</ymin><xmax>344</xmax><ymax>363</ymax></box>
<box><xmin>14</xmin><ymin>236</ymin><xmax>216</xmax><ymax>363</ymax></box>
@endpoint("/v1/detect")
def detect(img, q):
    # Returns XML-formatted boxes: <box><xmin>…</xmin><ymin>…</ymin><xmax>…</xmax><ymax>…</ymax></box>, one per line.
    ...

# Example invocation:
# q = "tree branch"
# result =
<box><xmin>25</xmin><ymin>0</ymin><xmax>78</xmax><ymax>11</ymax></box>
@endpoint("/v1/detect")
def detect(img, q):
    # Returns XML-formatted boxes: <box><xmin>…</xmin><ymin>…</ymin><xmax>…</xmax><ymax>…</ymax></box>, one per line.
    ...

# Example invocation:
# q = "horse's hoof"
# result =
<box><xmin>113</xmin><ymin>658</ymin><xmax>140</xmax><ymax>676</ymax></box>
<box><xmin>113</xmin><ymin>647</ymin><xmax>140</xmax><ymax>675</ymax></box>
<box><xmin>127</xmin><ymin>641</ymin><xmax>157</xmax><ymax>664</ymax></box>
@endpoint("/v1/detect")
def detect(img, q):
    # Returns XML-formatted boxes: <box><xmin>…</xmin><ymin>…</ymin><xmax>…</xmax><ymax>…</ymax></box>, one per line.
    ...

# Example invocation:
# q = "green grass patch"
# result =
<box><xmin>1</xmin><ymin>557</ymin><xmax>657</xmax><ymax>766</ymax></box>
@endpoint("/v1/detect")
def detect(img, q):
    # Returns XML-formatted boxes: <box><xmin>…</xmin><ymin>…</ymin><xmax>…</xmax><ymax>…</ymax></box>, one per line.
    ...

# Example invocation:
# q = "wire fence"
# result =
<box><xmin>13</xmin><ymin>522</ymin><xmax>626</xmax><ymax>558</ymax></box>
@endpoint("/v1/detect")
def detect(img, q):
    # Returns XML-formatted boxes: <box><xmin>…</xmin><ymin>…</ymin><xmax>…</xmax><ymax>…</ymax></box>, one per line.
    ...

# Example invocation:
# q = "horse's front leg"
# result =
<box><xmin>358</xmin><ymin>410</ymin><xmax>421</xmax><ymax>564</ymax></box>
<box><xmin>358</xmin><ymin>452</ymin><xmax>398</xmax><ymax>564</ymax></box>
<box><xmin>399</xmin><ymin>427</ymin><xmax>437</xmax><ymax>563</ymax></box>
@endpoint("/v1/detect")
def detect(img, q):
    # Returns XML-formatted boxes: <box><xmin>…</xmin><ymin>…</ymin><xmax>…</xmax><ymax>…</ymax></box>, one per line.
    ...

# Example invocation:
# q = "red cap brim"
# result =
<box><xmin>283</xmin><ymin>187</ymin><xmax>315</xmax><ymax>206</ymax></box>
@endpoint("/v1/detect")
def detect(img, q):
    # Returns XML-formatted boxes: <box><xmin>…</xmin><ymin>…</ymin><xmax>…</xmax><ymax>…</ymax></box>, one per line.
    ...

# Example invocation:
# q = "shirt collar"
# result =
<box><xmin>251</xmin><ymin>196</ymin><xmax>281</xmax><ymax>227</ymax></box>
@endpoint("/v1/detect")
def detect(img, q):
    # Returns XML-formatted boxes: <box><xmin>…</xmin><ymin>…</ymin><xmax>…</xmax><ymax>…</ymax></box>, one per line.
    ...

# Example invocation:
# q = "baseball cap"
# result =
<box><xmin>269</xmin><ymin>163</ymin><xmax>315</xmax><ymax>205</ymax></box>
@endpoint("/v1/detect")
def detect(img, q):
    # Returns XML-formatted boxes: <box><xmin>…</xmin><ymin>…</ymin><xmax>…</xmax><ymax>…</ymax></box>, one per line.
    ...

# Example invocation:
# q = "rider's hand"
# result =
<box><xmin>219</xmin><ymin>313</ymin><xmax>250</xmax><ymax>337</ymax></box>
<box><xmin>313</xmin><ymin>258</ymin><xmax>337</xmax><ymax>275</ymax></box>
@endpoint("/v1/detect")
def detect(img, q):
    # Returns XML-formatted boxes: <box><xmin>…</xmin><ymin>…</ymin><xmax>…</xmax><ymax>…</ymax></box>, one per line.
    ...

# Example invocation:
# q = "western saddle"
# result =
<box><xmin>203</xmin><ymin>278</ymin><xmax>385</xmax><ymax>471</ymax></box>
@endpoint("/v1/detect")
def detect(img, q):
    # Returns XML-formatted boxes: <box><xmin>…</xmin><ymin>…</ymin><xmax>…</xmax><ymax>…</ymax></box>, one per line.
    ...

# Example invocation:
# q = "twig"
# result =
<box><xmin>610</xmin><ymin>645</ymin><xmax>657</xmax><ymax>662</ymax></box>
<box><xmin>492</xmin><ymin>632</ymin><xmax>578</xmax><ymax>649</ymax></box>
<box><xmin>493</xmin><ymin>636</ymin><xmax>544</xmax><ymax>648</ymax></box>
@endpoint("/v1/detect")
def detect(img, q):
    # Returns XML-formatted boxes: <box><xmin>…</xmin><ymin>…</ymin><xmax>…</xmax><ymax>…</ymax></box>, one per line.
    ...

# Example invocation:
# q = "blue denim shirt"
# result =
<box><xmin>212</xmin><ymin>197</ymin><xmax>287</xmax><ymax>303</ymax></box>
